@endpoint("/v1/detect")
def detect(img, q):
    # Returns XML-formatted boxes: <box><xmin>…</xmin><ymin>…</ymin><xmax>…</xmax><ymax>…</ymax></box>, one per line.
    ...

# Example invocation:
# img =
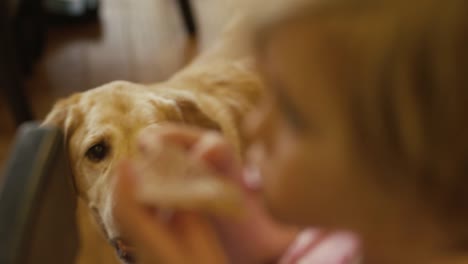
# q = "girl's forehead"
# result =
<box><xmin>263</xmin><ymin>21</ymin><xmax>340</xmax><ymax>94</ymax></box>
<box><xmin>257</xmin><ymin>14</ymin><xmax>353</xmax><ymax>133</ymax></box>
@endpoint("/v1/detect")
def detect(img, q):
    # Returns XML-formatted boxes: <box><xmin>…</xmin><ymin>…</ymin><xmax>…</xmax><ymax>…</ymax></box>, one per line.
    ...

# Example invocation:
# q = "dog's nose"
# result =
<box><xmin>111</xmin><ymin>238</ymin><xmax>135</xmax><ymax>264</ymax></box>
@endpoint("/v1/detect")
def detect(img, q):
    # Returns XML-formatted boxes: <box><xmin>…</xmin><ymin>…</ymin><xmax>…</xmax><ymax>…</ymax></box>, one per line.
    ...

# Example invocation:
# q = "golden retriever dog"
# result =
<box><xmin>42</xmin><ymin>12</ymin><xmax>263</xmax><ymax>264</ymax></box>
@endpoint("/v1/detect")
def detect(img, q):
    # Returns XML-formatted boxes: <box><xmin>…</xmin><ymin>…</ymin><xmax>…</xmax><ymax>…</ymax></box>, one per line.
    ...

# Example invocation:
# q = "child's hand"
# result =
<box><xmin>114</xmin><ymin>161</ymin><xmax>228</xmax><ymax>264</ymax></box>
<box><xmin>114</xmin><ymin>125</ymin><xmax>298</xmax><ymax>264</ymax></box>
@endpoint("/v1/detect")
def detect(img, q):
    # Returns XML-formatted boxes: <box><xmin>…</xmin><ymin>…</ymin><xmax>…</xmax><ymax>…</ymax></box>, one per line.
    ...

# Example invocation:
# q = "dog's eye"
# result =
<box><xmin>85</xmin><ymin>142</ymin><xmax>109</xmax><ymax>162</ymax></box>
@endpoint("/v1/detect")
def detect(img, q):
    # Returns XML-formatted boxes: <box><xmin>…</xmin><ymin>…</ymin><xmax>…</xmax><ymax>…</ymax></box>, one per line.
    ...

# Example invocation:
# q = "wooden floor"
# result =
<box><xmin>0</xmin><ymin>0</ymin><xmax>232</xmax><ymax>169</ymax></box>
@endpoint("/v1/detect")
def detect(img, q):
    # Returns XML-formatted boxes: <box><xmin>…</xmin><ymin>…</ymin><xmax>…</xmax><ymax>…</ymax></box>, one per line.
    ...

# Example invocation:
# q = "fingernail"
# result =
<box><xmin>243</xmin><ymin>165</ymin><xmax>262</xmax><ymax>191</ymax></box>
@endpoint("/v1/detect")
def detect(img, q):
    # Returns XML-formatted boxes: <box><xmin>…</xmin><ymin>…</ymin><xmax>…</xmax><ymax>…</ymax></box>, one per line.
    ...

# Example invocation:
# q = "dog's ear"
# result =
<box><xmin>173</xmin><ymin>94</ymin><xmax>243</xmax><ymax>157</ymax></box>
<box><xmin>42</xmin><ymin>94</ymin><xmax>83</xmax><ymax>140</ymax></box>
<box><xmin>151</xmin><ymin>89</ymin><xmax>243</xmax><ymax>157</ymax></box>
<box><xmin>149</xmin><ymin>91</ymin><xmax>221</xmax><ymax>131</ymax></box>
<box><xmin>173</xmin><ymin>98</ymin><xmax>221</xmax><ymax>130</ymax></box>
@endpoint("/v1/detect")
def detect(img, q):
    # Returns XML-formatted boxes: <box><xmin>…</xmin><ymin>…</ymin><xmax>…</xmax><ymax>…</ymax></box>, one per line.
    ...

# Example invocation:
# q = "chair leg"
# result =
<box><xmin>0</xmin><ymin>25</ymin><xmax>34</xmax><ymax>125</ymax></box>
<box><xmin>16</xmin><ymin>0</ymin><xmax>47</xmax><ymax>74</ymax></box>
<box><xmin>3</xmin><ymin>83</ymin><xmax>34</xmax><ymax>126</ymax></box>
<box><xmin>177</xmin><ymin>0</ymin><xmax>197</xmax><ymax>37</ymax></box>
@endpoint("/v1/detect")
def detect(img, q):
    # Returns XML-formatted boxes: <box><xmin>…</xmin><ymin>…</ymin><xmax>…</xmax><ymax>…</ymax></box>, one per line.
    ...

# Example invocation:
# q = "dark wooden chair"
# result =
<box><xmin>177</xmin><ymin>0</ymin><xmax>197</xmax><ymax>37</ymax></box>
<box><xmin>0</xmin><ymin>123</ymin><xmax>78</xmax><ymax>264</ymax></box>
<box><xmin>0</xmin><ymin>0</ymin><xmax>45</xmax><ymax>126</ymax></box>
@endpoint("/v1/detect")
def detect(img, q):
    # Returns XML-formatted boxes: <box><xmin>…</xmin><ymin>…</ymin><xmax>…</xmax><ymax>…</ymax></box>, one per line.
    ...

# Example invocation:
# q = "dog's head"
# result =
<box><xmin>42</xmin><ymin>81</ymin><xmax>219</xmax><ymax>255</ymax></box>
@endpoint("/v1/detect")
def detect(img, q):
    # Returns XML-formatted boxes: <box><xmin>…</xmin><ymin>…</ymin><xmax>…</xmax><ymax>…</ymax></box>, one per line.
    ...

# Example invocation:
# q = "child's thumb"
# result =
<box><xmin>191</xmin><ymin>132</ymin><xmax>241</xmax><ymax>180</ymax></box>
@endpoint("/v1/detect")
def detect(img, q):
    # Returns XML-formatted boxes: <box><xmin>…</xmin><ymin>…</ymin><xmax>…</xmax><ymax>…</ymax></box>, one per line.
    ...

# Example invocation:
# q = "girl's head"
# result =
<box><xmin>248</xmin><ymin>0</ymin><xmax>468</xmax><ymax>259</ymax></box>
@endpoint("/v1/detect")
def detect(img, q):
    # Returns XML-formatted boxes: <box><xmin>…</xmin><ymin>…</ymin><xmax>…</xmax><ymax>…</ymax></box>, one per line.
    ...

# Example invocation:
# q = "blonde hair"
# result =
<box><xmin>257</xmin><ymin>0</ymin><xmax>468</xmax><ymax>227</ymax></box>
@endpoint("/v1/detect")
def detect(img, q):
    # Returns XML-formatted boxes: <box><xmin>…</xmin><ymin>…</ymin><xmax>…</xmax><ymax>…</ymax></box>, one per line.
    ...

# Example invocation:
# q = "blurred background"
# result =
<box><xmin>0</xmin><ymin>0</ymin><xmax>233</xmax><ymax>169</ymax></box>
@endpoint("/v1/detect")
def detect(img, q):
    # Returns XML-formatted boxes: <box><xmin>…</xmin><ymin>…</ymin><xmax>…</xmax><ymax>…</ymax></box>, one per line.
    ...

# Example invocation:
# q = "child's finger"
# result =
<box><xmin>191</xmin><ymin>132</ymin><xmax>240</xmax><ymax>176</ymax></box>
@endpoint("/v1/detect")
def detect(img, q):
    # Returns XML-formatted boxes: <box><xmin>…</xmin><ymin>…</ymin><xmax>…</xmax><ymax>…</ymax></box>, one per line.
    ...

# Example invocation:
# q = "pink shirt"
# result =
<box><xmin>280</xmin><ymin>229</ymin><xmax>362</xmax><ymax>264</ymax></box>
